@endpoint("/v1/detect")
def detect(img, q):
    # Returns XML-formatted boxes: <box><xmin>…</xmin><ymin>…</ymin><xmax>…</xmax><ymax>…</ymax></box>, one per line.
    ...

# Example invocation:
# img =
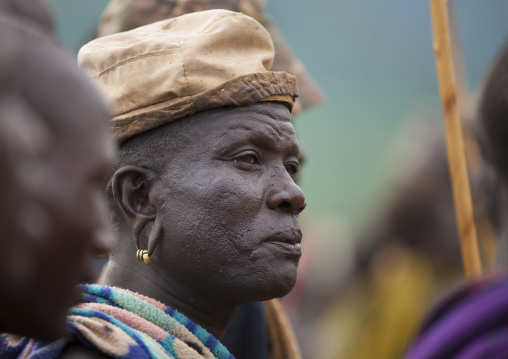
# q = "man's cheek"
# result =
<box><xmin>204</xmin><ymin>181</ymin><xmax>260</xmax><ymax>220</ymax></box>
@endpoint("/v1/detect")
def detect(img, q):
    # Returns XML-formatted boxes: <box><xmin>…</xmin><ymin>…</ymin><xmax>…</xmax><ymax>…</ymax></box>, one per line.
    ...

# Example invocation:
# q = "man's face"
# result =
<box><xmin>153</xmin><ymin>102</ymin><xmax>306</xmax><ymax>303</ymax></box>
<box><xmin>0</xmin><ymin>32</ymin><xmax>113</xmax><ymax>340</ymax></box>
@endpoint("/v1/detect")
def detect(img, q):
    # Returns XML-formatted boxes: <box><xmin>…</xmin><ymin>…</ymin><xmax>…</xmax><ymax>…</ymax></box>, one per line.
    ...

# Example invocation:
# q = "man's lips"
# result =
<box><xmin>267</xmin><ymin>241</ymin><xmax>301</xmax><ymax>254</ymax></box>
<box><xmin>263</xmin><ymin>228</ymin><xmax>302</xmax><ymax>245</ymax></box>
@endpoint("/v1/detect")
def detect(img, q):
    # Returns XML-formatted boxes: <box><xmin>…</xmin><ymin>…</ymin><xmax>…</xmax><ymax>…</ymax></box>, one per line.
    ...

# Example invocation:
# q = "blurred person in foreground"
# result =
<box><xmin>404</xmin><ymin>39</ymin><xmax>508</xmax><ymax>359</ymax></box>
<box><xmin>96</xmin><ymin>2</ymin><xmax>324</xmax><ymax>358</ymax></box>
<box><xmin>0</xmin><ymin>0</ymin><xmax>113</xmax><ymax>342</ymax></box>
<box><xmin>315</xmin><ymin>123</ymin><xmax>463</xmax><ymax>359</ymax></box>
<box><xmin>2</xmin><ymin>10</ymin><xmax>306</xmax><ymax>359</ymax></box>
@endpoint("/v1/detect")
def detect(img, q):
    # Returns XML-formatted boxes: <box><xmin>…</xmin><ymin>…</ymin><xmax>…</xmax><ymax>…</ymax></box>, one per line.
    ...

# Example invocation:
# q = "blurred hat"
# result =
<box><xmin>97</xmin><ymin>0</ymin><xmax>324</xmax><ymax>115</ymax></box>
<box><xmin>79</xmin><ymin>9</ymin><xmax>298</xmax><ymax>143</ymax></box>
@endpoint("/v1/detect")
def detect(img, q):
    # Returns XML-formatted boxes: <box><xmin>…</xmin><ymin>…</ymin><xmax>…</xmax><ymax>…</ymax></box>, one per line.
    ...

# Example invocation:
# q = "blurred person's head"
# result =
<box><xmin>79</xmin><ymin>10</ymin><xmax>305</xmax><ymax>339</ymax></box>
<box><xmin>403</xmin><ymin>37</ymin><xmax>508</xmax><ymax>359</ymax></box>
<box><xmin>0</xmin><ymin>8</ymin><xmax>113</xmax><ymax>340</ymax></box>
<box><xmin>357</xmin><ymin>123</ymin><xmax>462</xmax><ymax>274</ymax></box>
<box><xmin>476</xmin><ymin>39</ymin><xmax>508</xmax><ymax>266</ymax></box>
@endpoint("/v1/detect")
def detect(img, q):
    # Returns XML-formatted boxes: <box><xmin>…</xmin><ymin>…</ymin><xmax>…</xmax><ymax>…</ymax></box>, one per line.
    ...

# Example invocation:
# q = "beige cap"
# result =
<box><xmin>97</xmin><ymin>0</ymin><xmax>324</xmax><ymax>116</ymax></box>
<box><xmin>78</xmin><ymin>9</ymin><xmax>298</xmax><ymax>143</ymax></box>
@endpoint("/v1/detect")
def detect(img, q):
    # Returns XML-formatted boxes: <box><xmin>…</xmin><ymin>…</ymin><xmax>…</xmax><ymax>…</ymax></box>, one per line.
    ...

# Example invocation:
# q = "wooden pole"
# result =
<box><xmin>448</xmin><ymin>1</ymin><xmax>469</xmax><ymax>117</ymax></box>
<box><xmin>429</xmin><ymin>0</ymin><xmax>482</xmax><ymax>278</ymax></box>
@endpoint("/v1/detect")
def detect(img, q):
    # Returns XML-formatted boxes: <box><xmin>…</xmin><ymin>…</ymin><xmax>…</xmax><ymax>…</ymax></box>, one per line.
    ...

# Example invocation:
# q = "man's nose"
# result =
<box><xmin>266</xmin><ymin>170</ymin><xmax>306</xmax><ymax>215</ymax></box>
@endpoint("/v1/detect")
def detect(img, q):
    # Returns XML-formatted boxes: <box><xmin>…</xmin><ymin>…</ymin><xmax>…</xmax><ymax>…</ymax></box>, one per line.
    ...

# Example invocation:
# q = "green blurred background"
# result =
<box><xmin>47</xmin><ymin>0</ymin><xmax>508</xmax><ymax>234</ymax></box>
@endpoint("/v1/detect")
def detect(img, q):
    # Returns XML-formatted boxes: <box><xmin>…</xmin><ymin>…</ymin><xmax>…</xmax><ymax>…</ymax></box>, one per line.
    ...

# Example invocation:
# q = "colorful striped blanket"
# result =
<box><xmin>0</xmin><ymin>284</ymin><xmax>235</xmax><ymax>358</ymax></box>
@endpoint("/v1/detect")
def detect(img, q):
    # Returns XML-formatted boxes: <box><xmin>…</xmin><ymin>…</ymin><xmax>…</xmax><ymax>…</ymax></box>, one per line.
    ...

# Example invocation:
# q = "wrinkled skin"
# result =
<box><xmin>155</xmin><ymin>102</ymin><xmax>305</xmax><ymax>302</ymax></box>
<box><xmin>102</xmin><ymin>102</ymin><xmax>306</xmax><ymax>340</ymax></box>
<box><xmin>0</xmin><ymin>16</ymin><xmax>113</xmax><ymax>340</ymax></box>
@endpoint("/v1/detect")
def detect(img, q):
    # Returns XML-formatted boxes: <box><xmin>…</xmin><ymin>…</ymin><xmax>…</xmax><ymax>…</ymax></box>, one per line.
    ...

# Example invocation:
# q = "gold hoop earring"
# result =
<box><xmin>136</xmin><ymin>249</ymin><xmax>151</xmax><ymax>265</ymax></box>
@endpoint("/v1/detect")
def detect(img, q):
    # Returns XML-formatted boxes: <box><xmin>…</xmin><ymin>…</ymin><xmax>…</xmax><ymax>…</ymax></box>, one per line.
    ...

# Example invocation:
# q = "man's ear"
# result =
<box><xmin>111</xmin><ymin>166</ymin><xmax>158</xmax><ymax>250</ymax></box>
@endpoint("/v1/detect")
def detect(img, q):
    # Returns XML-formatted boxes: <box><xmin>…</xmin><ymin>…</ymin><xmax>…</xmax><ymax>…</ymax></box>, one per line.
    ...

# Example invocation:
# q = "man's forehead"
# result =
<box><xmin>204</xmin><ymin>102</ymin><xmax>291</xmax><ymax>126</ymax></box>
<box><xmin>219</xmin><ymin>115</ymin><xmax>295</xmax><ymax>139</ymax></box>
<box><xmin>185</xmin><ymin>103</ymin><xmax>299</xmax><ymax>155</ymax></box>
<box><xmin>189</xmin><ymin>102</ymin><xmax>294</xmax><ymax>139</ymax></box>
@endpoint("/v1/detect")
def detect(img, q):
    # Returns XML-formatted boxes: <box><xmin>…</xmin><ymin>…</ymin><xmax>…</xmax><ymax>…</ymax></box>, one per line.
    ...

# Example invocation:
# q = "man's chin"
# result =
<box><xmin>266</xmin><ymin>275</ymin><xmax>298</xmax><ymax>299</ymax></box>
<box><xmin>244</xmin><ymin>268</ymin><xmax>298</xmax><ymax>302</ymax></box>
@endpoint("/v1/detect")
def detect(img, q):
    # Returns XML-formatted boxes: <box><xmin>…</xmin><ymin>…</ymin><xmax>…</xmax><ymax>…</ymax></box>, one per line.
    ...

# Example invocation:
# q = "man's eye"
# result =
<box><xmin>285</xmin><ymin>163</ymin><xmax>298</xmax><ymax>176</ymax></box>
<box><xmin>234</xmin><ymin>154</ymin><xmax>258</xmax><ymax>165</ymax></box>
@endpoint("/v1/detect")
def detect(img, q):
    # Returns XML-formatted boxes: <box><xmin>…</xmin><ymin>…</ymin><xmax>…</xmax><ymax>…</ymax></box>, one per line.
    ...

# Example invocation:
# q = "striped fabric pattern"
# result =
<box><xmin>0</xmin><ymin>284</ymin><xmax>235</xmax><ymax>359</ymax></box>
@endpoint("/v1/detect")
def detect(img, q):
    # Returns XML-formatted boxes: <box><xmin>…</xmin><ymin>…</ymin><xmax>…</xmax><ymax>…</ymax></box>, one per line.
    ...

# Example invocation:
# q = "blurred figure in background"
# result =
<box><xmin>314</xmin><ymin>122</ymin><xmax>463</xmax><ymax>359</ymax></box>
<box><xmin>0</xmin><ymin>0</ymin><xmax>113</xmax><ymax>342</ymax></box>
<box><xmin>404</xmin><ymin>39</ymin><xmax>508</xmax><ymax>359</ymax></box>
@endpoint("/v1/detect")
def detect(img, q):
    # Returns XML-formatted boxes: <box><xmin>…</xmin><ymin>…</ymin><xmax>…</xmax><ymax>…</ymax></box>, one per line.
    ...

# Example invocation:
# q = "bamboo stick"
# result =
<box><xmin>429</xmin><ymin>0</ymin><xmax>482</xmax><ymax>278</ymax></box>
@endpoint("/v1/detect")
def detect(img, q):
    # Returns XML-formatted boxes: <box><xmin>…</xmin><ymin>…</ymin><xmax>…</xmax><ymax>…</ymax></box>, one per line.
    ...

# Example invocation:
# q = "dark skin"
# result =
<box><xmin>0</xmin><ymin>16</ymin><xmax>113</xmax><ymax>340</ymax></box>
<box><xmin>110</xmin><ymin>101</ymin><xmax>304</xmax><ymax>333</ymax></box>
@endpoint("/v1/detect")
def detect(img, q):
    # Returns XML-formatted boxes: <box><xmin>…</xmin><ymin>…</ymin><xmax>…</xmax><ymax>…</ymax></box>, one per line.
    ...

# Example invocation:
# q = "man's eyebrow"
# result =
<box><xmin>215</xmin><ymin>123</ymin><xmax>299</xmax><ymax>155</ymax></box>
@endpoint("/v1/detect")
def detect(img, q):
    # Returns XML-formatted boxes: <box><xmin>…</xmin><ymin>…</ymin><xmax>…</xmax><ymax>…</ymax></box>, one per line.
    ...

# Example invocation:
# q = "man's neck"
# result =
<box><xmin>100</xmin><ymin>259</ymin><xmax>238</xmax><ymax>340</ymax></box>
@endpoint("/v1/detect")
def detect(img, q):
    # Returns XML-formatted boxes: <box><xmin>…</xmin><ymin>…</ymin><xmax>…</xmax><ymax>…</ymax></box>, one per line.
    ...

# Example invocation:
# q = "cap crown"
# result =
<box><xmin>79</xmin><ymin>9</ymin><xmax>297</xmax><ymax>142</ymax></box>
